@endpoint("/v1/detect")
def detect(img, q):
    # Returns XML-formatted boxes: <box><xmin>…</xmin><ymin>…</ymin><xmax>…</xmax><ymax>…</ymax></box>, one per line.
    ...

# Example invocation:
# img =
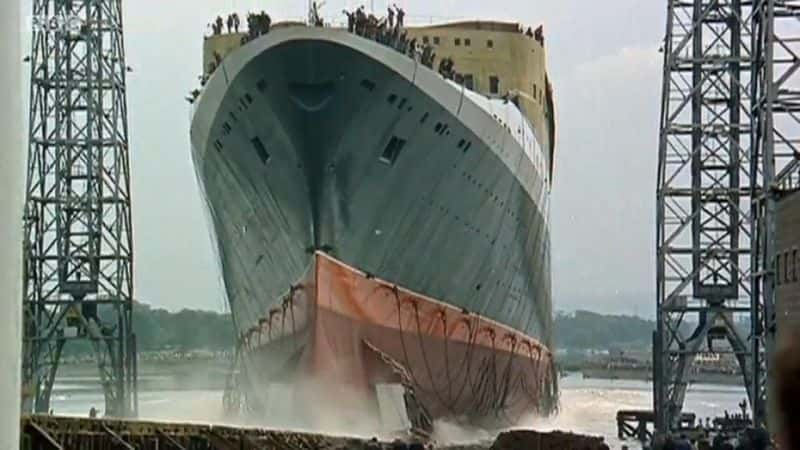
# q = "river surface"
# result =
<box><xmin>51</xmin><ymin>361</ymin><xmax>748</xmax><ymax>448</ymax></box>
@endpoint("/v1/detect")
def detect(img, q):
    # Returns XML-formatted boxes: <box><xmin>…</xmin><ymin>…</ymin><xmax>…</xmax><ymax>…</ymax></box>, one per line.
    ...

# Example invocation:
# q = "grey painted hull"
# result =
<box><xmin>190</xmin><ymin>26</ymin><xmax>552</xmax><ymax>350</ymax></box>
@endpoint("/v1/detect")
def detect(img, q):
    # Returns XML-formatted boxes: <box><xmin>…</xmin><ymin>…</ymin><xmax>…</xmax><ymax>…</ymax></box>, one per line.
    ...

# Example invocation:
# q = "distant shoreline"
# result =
<box><xmin>569</xmin><ymin>367</ymin><xmax>743</xmax><ymax>386</ymax></box>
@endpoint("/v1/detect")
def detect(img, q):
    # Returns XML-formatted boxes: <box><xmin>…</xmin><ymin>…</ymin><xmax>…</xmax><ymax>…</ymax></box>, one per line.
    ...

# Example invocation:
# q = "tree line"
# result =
<box><xmin>60</xmin><ymin>306</ymin><xmax>659</xmax><ymax>356</ymax></box>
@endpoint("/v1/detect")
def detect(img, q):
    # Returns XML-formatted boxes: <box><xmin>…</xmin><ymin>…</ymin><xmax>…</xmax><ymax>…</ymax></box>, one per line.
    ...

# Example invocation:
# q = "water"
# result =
<box><xmin>535</xmin><ymin>373</ymin><xmax>747</xmax><ymax>447</ymax></box>
<box><xmin>51</xmin><ymin>359</ymin><xmax>229</xmax><ymax>422</ymax></box>
<box><xmin>52</xmin><ymin>362</ymin><xmax>748</xmax><ymax>447</ymax></box>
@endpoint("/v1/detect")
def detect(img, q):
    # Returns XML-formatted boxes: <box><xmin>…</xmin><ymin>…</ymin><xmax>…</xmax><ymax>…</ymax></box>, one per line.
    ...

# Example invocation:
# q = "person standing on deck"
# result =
<box><xmin>394</xmin><ymin>4</ymin><xmax>405</xmax><ymax>28</ymax></box>
<box><xmin>525</xmin><ymin>26</ymin><xmax>534</xmax><ymax>38</ymax></box>
<box><xmin>355</xmin><ymin>6</ymin><xmax>366</xmax><ymax>35</ymax></box>
<box><xmin>310</xmin><ymin>1</ymin><xmax>326</xmax><ymax>27</ymax></box>
<box><xmin>343</xmin><ymin>10</ymin><xmax>355</xmax><ymax>33</ymax></box>
<box><xmin>387</xmin><ymin>6</ymin><xmax>395</xmax><ymax>29</ymax></box>
<box><xmin>233</xmin><ymin>13</ymin><xmax>240</xmax><ymax>33</ymax></box>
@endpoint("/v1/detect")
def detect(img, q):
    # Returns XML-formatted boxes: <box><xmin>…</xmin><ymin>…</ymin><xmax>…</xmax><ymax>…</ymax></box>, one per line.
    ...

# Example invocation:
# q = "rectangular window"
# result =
<box><xmin>794</xmin><ymin>249</ymin><xmax>798</xmax><ymax>282</ymax></box>
<box><xmin>251</xmin><ymin>137</ymin><xmax>270</xmax><ymax>164</ymax></box>
<box><xmin>455</xmin><ymin>38</ymin><xmax>461</xmax><ymax>46</ymax></box>
<box><xmin>360</xmin><ymin>79</ymin><xmax>376</xmax><ymax>91</ymax></box>
<box><xmin>777</xmin><ymin>254</ymin><xmax>782</xmax><ymax>285</ymax></box>
<box><xmin>489</xmin><ymin>76</ymin><xmax>500</xmax><ymax>94</ymax></box>
<box><xmin>422</xmin><ymin>36</ymin><xmax>429</xmax><ymax>44</ymax></box>
<box><xmin>465</xmin><ymin>38</ymin><xmax>471</xmax><ymax>46</ymax></box>
<box><xmin>380</xmin><ymin>136</ymin><xmax>407</xmax><ymax>165</ymax></box>
<box><xmin>463</xmin><ymin>74</ymin><xmax>474</xmax><ymax>91</ymax></box>
<box><xmin>244</xmin><ymin>93</ymin><xmax>253</xmax><ymax>104</ymax></box>
<box><xmin>786</xmin><ymin>251</ymin><xmax>791</xmax><ymax>284</ymax></box>
<box><xmin>433</xmin><ymin>36</ymin><xmax>440</xmax><ymax>45</ymax></box>
<box><xmin>487</xmin><ymin>39</ymin><xmax>494</xmax><ymax>48</ymax></box>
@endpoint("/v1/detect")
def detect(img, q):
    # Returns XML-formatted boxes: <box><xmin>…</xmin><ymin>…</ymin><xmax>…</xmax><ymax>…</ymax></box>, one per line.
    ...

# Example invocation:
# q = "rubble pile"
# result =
<box><xmin>441</xmin><ymin>430</ymin><xmax>609</xmax><ymax>450</ymax></box>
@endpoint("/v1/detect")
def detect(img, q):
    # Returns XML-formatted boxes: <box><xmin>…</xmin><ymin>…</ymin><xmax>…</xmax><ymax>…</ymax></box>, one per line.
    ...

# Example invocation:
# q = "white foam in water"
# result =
<box><xmin>0</xmin><ymin>0</ymin><xmax>23</xmax><ymax>445</ymax></box>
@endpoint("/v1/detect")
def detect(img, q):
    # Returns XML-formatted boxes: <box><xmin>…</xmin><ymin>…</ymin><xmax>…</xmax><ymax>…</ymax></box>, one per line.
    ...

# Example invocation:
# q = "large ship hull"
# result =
<box><xmin>190</xmin><ymin>26</ymin><xmax>555</xmax><ymax>426</ymax></box>
<box><xmin>236</xmin><ymin>252</ymin><xmax>555</xmax><ymax>429</ymax></box>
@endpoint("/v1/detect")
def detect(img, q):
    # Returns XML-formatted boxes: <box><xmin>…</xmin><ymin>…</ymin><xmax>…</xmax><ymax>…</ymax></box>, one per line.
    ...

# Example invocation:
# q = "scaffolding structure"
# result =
<box><xmin>22</xmin><ymin>0</ymin><xmax>138</xmax><ymax>416</ymax></box>
<box><xmin>655</xmin><ymin>0</ymin><xmax>800</xmax><ymax>433</ymax></box>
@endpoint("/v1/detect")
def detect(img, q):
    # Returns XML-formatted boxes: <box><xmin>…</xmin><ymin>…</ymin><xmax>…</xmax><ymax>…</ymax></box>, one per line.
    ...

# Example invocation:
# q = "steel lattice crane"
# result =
<box><xmin>654</xmin><ymin>0</ymin><xmax>800</xmax><ymax>434</ymax></box>
<box><xmin>21</xmin><ymin>0</ymin><xmax>138</xmax><ymax>417</ymax></box>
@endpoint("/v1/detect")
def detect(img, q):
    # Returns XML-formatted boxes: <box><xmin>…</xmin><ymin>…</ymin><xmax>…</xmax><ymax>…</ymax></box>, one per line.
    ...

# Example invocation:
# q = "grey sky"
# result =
<box><xmin>19</xmin><ymin>0</ymin><xmax>666</xmax><ymax>315</ymax></box>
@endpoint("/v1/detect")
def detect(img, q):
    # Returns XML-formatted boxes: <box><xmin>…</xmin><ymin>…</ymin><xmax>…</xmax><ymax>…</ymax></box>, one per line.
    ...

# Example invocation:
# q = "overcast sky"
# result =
<box><xmin>19</xmin><ymin>0</ymin><xmax>665</xmax><ymax>316</ymax></box>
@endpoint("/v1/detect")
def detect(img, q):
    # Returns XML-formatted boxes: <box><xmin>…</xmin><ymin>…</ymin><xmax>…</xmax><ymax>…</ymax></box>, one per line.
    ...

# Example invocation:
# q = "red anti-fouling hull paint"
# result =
<box><xmin>238</xmin><ymin>252</ymin><xmax>557</xmax><ymax>426</ymax></box>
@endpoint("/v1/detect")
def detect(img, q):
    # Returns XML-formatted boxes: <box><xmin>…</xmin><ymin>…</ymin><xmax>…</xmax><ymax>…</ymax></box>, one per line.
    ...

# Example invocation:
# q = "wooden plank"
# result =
<box><xmin>25</xmin><ymin>421</ymin><xmax>63</xmax><ymax>450</ymax></box>
<box><xmin>102</xmin><ymin>423</ymin><xmax>136</xmax><ymax>450</ymax></box>
<box><xmin>156</xmin><ymin>430</ymin><xmax>188</xmax><ymax>450</ymax></box>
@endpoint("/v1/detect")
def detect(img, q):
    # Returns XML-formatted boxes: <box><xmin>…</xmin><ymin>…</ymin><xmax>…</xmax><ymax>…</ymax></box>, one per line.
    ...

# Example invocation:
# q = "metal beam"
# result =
<box><xmin>25</xmin><ymin>421</ymin><xmax>63</xmax><ymax>450</ymax></box>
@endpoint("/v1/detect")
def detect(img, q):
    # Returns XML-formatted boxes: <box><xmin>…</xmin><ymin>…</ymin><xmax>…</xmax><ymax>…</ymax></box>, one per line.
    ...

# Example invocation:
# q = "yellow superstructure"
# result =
<box><xmin>406</xmin><ymin>21</ymin><xmax>555</xmax><ymax>162</ymax></box>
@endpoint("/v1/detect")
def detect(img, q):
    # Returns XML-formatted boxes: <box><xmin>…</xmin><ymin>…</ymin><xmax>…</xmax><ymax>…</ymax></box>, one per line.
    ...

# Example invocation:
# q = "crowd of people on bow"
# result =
<box><xmin>211</xmin><ymin>13</ymin><xmax>240</xmax><ymax>35</ymax></box>
<box><xmin>341</xmin><ymin>5</ymin><xmax>446</xmax><ymax>72</ymax></box>
<box><xmin>209</xmin><ymin>11</ymin><xmax>272</xmax><ymax>42</ymax></box>
<box><xmin>202</xmin><ymin>4</ymin><xmax>488</xmax><ymax>93</ymax></box>
<box><xmin>210</xmin><ymin>11</ymin><xmax>272</xmax><ymax>39</ymax></box>
<box><xmin>342</xmin><ymin>4</ymin><xmax>405</xmax><ymax>35</ymax></box>
<box><xmin>246</xmin><ymin>11</ymin><xmax>273</xmax><ymax>39</ymax></box>
<box><xmin>522</xmin><ymin>24</ymin><xmax>544</xmax><ymax>44</ymax></box>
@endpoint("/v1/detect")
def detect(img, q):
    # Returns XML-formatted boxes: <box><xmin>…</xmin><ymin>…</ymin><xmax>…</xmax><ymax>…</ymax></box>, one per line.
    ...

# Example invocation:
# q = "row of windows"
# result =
<box><xmin>214</xmin><ymin>85</ymin><xmax>271</xmax><ymax>168</ymax></box>
<box><xmin>452</xmin><ymin>73</ymin><xmax>500</xmax><ymax>94</ymax></box>
<box><xmin>456</xmin><ymin>73</ymin><xmax>545</xmax><ymax>104</ymax></box>
<box><xmin>777</xmin><ymin>248</ymin><xmax>799</xmax><ymax>285</ymax></box>
<box><xmin>421</xmin><ymin>35</ymin><xmax>493</xmax><ymax>48</ymax></box>
<box><xmin>377</xmin><ymin>83</ymin><xmax>475</xmax><ymax>166</ymax></box>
